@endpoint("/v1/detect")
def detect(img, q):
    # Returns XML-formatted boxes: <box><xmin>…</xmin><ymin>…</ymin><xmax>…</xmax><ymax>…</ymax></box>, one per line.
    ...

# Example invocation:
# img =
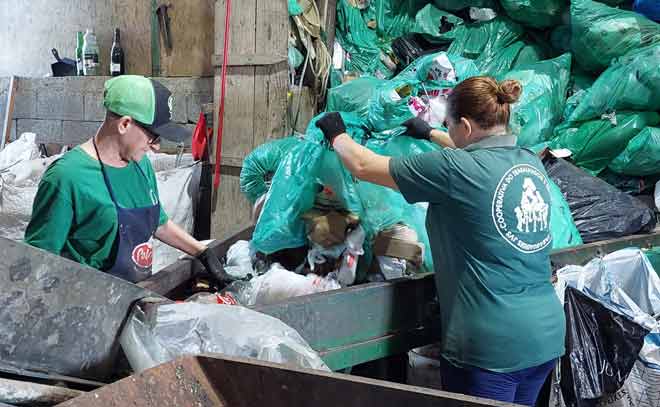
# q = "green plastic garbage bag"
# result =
<box><xmin>240</xmin><ymin>137</ymin><xmax>301</xmax><ymax>203</ymax></box>
<box><xmin>548</xmin><ymin>179</ymin><xmax>583</xmax><ymax>250</ymax></box>
<box><xmin>366</xmin><ymin>0</ymin><xmax>428</xmax><ymax>39</ymax></box>
<box><xmin>252</xmin><ymin>113</ymin><xmax>439</xmax><ymax>274</ymax></box>
<box><xmin>609</xmin><ymin>127</ymin><xmax>660</xmax><ymax>176</ymax></box>
<box><xmin>335</xmin><ymin>0</ymin><xmax>396</xmax><ymax>78</ymax></box>
<box><xmin>410</xmin><ymin>4</ymin><xmax>464</xmax><ymax>44</ymax></box>
<box><xmin>288</xmin><ymin>46</ymin><xmax>304</xmax><ymax>70</ymax></box>
<box><xmin>503</xmin><ymin>54</ymin><xmax>572</xmax><ymax>147</ymax></box>
<box><xmin>570</xmin><ymin>0</ymin><xmax>660</xmax><ymax>72</ymax></box>
<box><xmin>288</xmin><ymin>0</ymin><xmax>303</xmax><ymax>16</ymax></box>
<box><xmin>447</xmin><ymin>17</ymin><xmax>524</xmax><ymax>60</ymax></box>
<box><xmin>326</xmin><ymin>77</ymin><xmax>385</xmax><ymax>120</ymax></box>
<box><xmin>567</xmin><ymin>45</ymin><xmax>660</xmax><ymax>123</ymax></box>
<box><xmin>551</xmin><ymin>25</ymin><xmax>571</xmax><ymax>54</ymax></box>
<box><xmin>432</xmin><ymin>0</ymin><xmax>496</xmax><ymax>11</ymax></box>
<box><xmin>475</xmin><ymin>41</ymin><xmax>545</xmax><ymax>77</ymax></box>
<box><xmin>252</xmin><ymin>113</ymin><xmax>370</xmax><ymax>255</ymax></box>
<box><xmin>643</xmin><ymin>248</ymin><xmax>660</xmax><ymax>276</ymax></box>
<box><xmin>366</xmin><ymin>79</ymin><xmax>420</xmax><ymax>132</ymax></box>
<box><xmin>550</xmin><ymin>112</ymin><xmax>660</xmax><ymax>175</ymax></box>
<box><xmin>501</xmin><ymin>0</ymin><xmax>565</xmax><ymax>29</ymax></box>
<box><xmin>393</xmin><ymin>51</ymin><xmax>479</xmax><ymax>85</ymax></box>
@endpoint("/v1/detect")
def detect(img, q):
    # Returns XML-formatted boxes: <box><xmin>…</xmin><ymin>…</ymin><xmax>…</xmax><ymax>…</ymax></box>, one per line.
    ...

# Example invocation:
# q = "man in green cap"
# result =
<box><xmin>25</xmin><ymin>75</ymin><xmax>230</xmax><ymax>284</ymax></box>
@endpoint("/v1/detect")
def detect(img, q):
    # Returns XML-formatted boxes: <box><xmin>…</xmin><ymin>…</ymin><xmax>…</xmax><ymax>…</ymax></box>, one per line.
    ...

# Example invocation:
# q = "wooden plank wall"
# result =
<box><xmin>211</xmin><ymin>0</ymin><xmax>288</xmax><ymax>238</ymax></box>
<box><xmin>111</xmin><ymin>0</ymin><xmax>215</xmax><ymax>77</ymax></box>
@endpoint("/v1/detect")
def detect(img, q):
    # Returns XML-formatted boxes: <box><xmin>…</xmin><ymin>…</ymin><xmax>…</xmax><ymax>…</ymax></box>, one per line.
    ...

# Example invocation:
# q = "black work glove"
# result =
<box><xmin>402</xmin><ymin>117</ymin><xmax>433</xmax><ymax>140</ymax></box>
<box><xmin>316</xmin><ymin>112</ymin><xmax>347</xmax><ymax>145</ymax></box>
<box><xmin>196</xmin><ymin>248</ymin><xmax>235</xmax><ymax>285</ymax></box>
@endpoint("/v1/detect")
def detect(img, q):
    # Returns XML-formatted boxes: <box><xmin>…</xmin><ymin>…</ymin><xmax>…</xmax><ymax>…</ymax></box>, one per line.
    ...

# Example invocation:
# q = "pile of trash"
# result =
<box><xmin>253</xmin><ymin>0</ymin><xmax>660</xmax><ymax>300</ymax></box>
<box><xmin>0</xmin><ymin>132</ymin><xmax>200</xmax><ymax>272</ymax></box>
<box><xmin>552</xmin><ymin>248</ymin><xmax>660</xmax><ymax>407</ymax></box>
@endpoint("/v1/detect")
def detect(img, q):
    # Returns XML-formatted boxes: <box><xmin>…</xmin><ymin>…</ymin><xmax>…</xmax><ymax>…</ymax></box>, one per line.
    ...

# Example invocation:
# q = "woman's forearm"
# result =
<box><xmin>332</xmin><ymin>134</ymin><xmax>398</xmax><ymax>190</ymax></box>
<box><xmin>155</xmin><ymin>220</ymin><xmax>207</xmax><ymax>256</ymax></box>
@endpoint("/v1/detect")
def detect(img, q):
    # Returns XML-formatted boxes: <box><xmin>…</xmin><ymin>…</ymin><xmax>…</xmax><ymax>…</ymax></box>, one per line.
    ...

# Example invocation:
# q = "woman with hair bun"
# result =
<box><xmin>316</xmin><ymin>77</ymin><xmax>564</xmax><ymax>406</ymax></box>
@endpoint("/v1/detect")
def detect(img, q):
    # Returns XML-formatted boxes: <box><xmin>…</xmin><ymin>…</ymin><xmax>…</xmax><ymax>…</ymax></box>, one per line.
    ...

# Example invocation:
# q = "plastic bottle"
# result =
<box><xmin>75</xmin><ymin>31</ymin><xmax>84</xmax><ymax>76</ymax></box>
<box><xmin>110</xmin><ymin>28</ymin><xmax>125</xmax><ymax>76</ymax></box>
<box><xmin>82</xmin><ymin>29</ymin><xmax>99</xmax><ymax>76</ymax></box>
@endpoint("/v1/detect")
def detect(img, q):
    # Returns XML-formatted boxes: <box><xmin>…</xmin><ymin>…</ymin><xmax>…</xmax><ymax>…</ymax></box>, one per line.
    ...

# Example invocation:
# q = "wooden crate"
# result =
<box><xmin>210</xmin><ymin>0</ymin><xmax>288</xmax><ymax>238</ymax></box>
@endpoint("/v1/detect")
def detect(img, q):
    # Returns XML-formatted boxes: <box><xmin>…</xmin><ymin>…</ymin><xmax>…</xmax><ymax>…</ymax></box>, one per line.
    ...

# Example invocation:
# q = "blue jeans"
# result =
<box><xmin>439</xmin><ymin>358</ymin><xmax>556</xmax><ymax>406</ymax></box>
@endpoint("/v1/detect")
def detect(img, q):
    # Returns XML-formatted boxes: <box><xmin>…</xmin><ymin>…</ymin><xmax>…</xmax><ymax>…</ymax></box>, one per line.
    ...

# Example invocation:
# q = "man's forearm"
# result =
<box><xmin>155</xmin><ymin>220</ymin><xmax>206</xmax><ymax>256</ymax></box>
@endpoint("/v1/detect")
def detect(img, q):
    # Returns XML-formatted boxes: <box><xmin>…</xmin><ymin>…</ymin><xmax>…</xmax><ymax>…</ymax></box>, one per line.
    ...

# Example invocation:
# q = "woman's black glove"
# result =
<box><xmin>196</xmin><ymin>248</ymin><xmax>234</xmax><ymax>285</ymax></box>
<box><xmin>402</xmin><ymin>117</ymin><xmax>433</xmax><ymax>140</ymax></box>
<box><xmin>316</xmin><ymin>112</ymin><xmax>347</xmax><ymax>145</ymax></box>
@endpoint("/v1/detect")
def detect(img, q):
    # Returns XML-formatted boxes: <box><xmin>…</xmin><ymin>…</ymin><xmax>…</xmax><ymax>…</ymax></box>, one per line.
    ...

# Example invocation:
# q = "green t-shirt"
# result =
<box><xmin>25</xmin><ymin>147</ymin><xmax>168</xmax><ymax>271</ymax></box>
<box><xmin>389</xmin><ymin>136</ymin><xmax>566</xmax><ymax>373</ymax></box>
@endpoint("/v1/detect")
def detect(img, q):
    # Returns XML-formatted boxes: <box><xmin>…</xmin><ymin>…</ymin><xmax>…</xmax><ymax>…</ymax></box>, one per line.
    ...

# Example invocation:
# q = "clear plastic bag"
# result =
<box><xmin>120</xmin><ymin>301</ymin><xmax>330</xmax><ymax>373</ymax></box>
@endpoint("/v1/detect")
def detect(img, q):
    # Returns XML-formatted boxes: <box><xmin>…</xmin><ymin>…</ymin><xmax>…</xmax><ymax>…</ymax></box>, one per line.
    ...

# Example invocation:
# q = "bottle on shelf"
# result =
<box><xmin>110</xmin><ymin>28</ymin><xmax>125</xmax><ymax>77</ymax></box>
<box><xmin>75</xmin><ymin>31</ymin><xmax>84</xmax><ymax>76</ymax></box>
<box><xmin>82</xmin><ymin>29</ymin><xmax>99</xmax><ymax>76</ymax></box>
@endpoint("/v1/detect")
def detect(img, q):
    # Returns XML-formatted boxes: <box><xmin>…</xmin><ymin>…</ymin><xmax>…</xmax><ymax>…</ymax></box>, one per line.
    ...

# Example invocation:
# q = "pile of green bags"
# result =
<box><xmin>570</xmin><ymin>0</ymin><xmax>660</xmax><ymax>72</ymax></box>
<box><xmin>609</xmin><ymin>127</ymin><xmax>660</xmax><ymax>176</ymax></box>
<box><xmin>504</xmin><ymin>54</ymin><xmax>572</xmax><ymax>147</ymax></box>
<box><xmin>501</xmin><ymin>0</ymin><xmax>564</xmax><ymax>29</ymax></box>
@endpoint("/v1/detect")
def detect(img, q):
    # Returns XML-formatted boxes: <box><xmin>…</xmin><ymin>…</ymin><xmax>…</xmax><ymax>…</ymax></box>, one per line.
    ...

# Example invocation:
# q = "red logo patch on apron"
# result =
<box><xmin>131</xmin><ymin>242</ymin><xmax>153</xmax><ymax>268</ymax></box>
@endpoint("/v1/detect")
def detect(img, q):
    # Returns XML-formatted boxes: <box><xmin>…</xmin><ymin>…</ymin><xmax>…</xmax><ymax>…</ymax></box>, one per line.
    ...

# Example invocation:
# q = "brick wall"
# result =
<box><xmin>1</xmin><ymin>76</ymin><xmax>213</xmax><ymax>147</ymax></box>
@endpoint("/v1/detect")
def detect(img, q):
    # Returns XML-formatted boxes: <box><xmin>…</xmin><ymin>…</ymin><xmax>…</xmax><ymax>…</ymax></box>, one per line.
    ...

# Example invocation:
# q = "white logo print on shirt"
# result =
<box><xmin>514</xmin><ymin>178</ymin><xmax>549</xmax><ymax>233</ymax></box>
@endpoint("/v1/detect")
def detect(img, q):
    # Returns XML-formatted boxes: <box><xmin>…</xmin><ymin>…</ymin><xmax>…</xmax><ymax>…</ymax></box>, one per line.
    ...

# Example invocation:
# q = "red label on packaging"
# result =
<box><xmin>131</xmin><ymin>242</ymin><xmax>153</xmax><ymax>268</ymax></box>
<box><xmin>216</xmin><ymin>293</ymin><xmax>238</xmax><ymax>305</ymax></box>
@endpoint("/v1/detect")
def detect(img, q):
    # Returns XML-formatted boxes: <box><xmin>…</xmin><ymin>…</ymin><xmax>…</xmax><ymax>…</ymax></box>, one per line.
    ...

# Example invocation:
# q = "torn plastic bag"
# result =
<box><xmin>503</xmin><ymin>54</ymin><xmax>572</xmax><ymax>147</ymax></box>
<box><xmin>222</xmin><ymin>263</ymin><xmax>341</xmax><ymax>306</ymax></box>
<box><xmin>447</xmin><ymin>17</ymin><xmax>524</xmax><ymax>61</ymax></box>
<box><xmin>570</xmin><ymin>0</ymin><xmax>660</xmax><ymax>73</ymax></box>
<box><xmin>609</xmin><ymin>127</ymin><xmax>660</xmax><ymax>176</ymax></box>
<box><xmin>567</xmin><ymin>44</ymin><xmax>660</xmax><ymax>123</ymax></box>
<box><xmin>431</xmin><ymin>0</ymin><xmax>496</xmax><ymax>12</ymax></box>
<box><xmin>559</xmin><ymin>287</ymin><xmax>650</xmax><ymax>405</ymax></box>
<box><xmin>240</xmin><ymin>137</ymin><xmax>300</xmax><ymax>204</ymax></box>
<box><xmin>543</xmin><ymin>157</ymin><xmax>656</xmax><ymax>243</ymax></box>
<box><xmin>550</xmin><ymin>112</ymin><xmax>660</xmax><ymax>175</ymax></box>
<box><xmin>410</xmin><ymin>4</ymin><xmax>463</xmax><ymax>44</ymax></box>
<box><xmin>120</xmin><ymin>301</ymin><xmax>330</xmax><ymax>373</ymax></box>
<box><xmin>501</xmin><ymin>0</ymin><xmax>564</xmax><ymax>29</ymax></box>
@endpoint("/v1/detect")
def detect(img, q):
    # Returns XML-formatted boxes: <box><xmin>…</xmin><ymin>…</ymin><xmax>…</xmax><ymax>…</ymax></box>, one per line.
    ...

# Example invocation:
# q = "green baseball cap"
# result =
<box><xmin>103</xmin><ymin>75</ymin><xmax>190</xmax><ymax>143</ymax></box>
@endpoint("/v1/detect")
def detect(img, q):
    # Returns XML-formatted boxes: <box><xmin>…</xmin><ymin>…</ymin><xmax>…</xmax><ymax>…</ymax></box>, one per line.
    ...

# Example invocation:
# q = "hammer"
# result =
<box><xmin>156</xmin><ymin>3</ymin><xmax>173</xmax><ymax>53</ymax></box>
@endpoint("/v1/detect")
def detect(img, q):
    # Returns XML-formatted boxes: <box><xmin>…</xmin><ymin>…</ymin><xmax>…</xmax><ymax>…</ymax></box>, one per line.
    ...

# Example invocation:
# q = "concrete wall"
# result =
<box><xmin>1</xmin><ymin>77</ymin><xmax>213</xmax><ymax>146</ymax></box>
<box><xmin>0</xmin><ymin>0</ymin><xmax>117</xmax><ymax>77</ymax></box>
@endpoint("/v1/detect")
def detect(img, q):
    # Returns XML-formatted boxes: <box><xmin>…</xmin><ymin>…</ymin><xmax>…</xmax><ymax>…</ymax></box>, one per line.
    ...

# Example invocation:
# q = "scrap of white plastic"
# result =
<box><xmin>224</xmin><ymin>240</ymin><xmax>255</xmax><ymax>279</ymax></box>
<box><xmin>549</xmin><ymin>148</ymin><xmax>572</xmax><ymax>159</ymax></box>
<box><xmin>469</xmin><ymin>7</ymin><xmax>497</xmax><ymax>22</ymax></box>
<box><xmin>655</xmin><ymin>180</ymin><xmax>659</xmax><ymax>211</ymax></box>
<box><xmin>332</xmin><ymin>41</ymin><xmax>345</xmax><ymax>70</ymax></box>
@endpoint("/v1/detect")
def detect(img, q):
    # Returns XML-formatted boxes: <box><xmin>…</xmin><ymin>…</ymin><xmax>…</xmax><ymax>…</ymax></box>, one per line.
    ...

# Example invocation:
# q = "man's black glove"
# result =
<box><xmin>402</xmin><ymin>117</ymin><xmax>433</xmax><ymax>140</ymax></box>
<box><xmin>196</xmin><ymin>248</ymin><xmax>234</xmax><ymax>285</ymax></box>
<box><xmin>316</xmin><ymin>112</ymin><xmax>347</xmax><ymax>145</ymax></box>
